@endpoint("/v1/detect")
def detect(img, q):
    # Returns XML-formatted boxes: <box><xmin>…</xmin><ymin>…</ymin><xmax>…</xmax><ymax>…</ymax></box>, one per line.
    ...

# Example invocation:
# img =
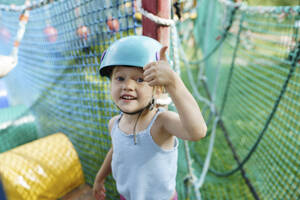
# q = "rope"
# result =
<box><xmin>183</xmin><ymin>140</ymin><xmax>201</xmax><ymax>200</ymax></box>
<box><xmin>179</xmin><ymin>44</ymin><xmax>211</xmax><ymax>106</ymax></box>
<box><xmin>12</xmin><ymin>8</ymin><xmax>30</xmax><ymax>59</ymax></box>
<box><xmin>176</xmin><ymin>4</ymin><xmax>237</xmax><ymax>198</ymax></box>
<box><xmin>0</xmin><ymin>0</ymin><xmax>30</xmax><ymax>78</ymax></box>
<box><xmin>208</xmin><ymin>25</ymin><xmax>300</xmax><ymax>178</ymax></box>
<box><xmin>219</xmin><ymin>10</ymin><xmax>244</xmax><ymax>117</ymax></box>
<box><xmin>0</xmin><ymin>0</ymin><xmax>61</xmax><ymax>12</ymax></box>
<box><xmin>191</xmin><ymin>5</ymin><xmax>299</xmax><ymax>180</ymax></box>
<box><xmin>218</xmin><ymin>0</ymin><xmax>300</xmax><ymax>13</ymax></box>
<box><xmin>181</xmin><ymin>5</ymin><xmax>238</xmax><ymax>66</ymax></box>
<box><xmin>181</xmin><ymin>9</ymin><xmax>261</xmax><ymax>199</ymax></box>
<box><xmin>136</xmin><ymin>0</ymin><xmax>180</xmax><ymax>74</ymax></box>
<box><xmin>196</xmin><ymin>117</ymin><xmax>219</xmax><ymax>189</ymax></box>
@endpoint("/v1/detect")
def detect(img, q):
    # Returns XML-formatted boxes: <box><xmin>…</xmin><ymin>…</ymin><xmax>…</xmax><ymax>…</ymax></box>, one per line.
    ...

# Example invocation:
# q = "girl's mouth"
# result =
<box><xmin>120</xmin><ymin>95</ymin><xmax>137</xmax><ymax>100</ymax></box>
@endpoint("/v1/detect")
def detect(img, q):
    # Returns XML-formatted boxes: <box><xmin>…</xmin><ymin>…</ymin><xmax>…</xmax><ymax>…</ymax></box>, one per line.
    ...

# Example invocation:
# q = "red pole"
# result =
<box><xmin>142</xmin><ymin>0</ymin><xmax>170</xmax><ymax>47</ymax></box>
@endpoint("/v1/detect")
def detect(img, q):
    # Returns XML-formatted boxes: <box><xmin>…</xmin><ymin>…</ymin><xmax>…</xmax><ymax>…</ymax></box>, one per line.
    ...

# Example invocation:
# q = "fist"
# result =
<box><xmin>143</xmin><ymin>46</ymin><xmax>175</xmax><ymax>87</ymax></box>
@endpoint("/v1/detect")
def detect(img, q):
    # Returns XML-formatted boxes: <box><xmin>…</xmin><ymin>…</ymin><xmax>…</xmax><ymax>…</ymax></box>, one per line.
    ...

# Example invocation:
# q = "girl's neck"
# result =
<box><xmin>120</xmin><ymin>108</ymin><xmax>157</xmax><ymax>133</ymax></box>
<box><xmin>122</xmin><ymin>108</ymin><xmax>155</xmax><ymax>123</ymax></box>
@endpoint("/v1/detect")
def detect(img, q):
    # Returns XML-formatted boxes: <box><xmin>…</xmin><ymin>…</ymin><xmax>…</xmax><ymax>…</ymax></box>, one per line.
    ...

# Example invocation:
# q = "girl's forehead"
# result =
<box><xmin>113</xmin><ymin>66</ymin><xmax>143</xmax><ymax>75</ymax></box>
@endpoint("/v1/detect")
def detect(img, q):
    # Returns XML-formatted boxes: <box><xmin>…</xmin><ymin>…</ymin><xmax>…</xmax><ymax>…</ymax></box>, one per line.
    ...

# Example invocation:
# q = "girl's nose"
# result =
<box><xmin>123</xmin><ymin>79</ymin><xmax>134</xmax><ymax>91</ymax></box>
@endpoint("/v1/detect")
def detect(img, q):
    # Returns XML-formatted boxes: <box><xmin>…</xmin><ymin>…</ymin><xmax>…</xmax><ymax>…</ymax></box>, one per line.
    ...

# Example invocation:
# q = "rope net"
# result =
<box><xmin>177</xmin><ymin>1</ymin><xmax>299</xmax><ymax>199</ymax></box>
<box><xmin>0</xmin><ymin>0</ymin><xmax>140</xmax><ymax>198</ymax></box>
<box><xmin>0</xmin><ymin>0</ymin><xmax>299</xmax><ymax>199</ymax></box>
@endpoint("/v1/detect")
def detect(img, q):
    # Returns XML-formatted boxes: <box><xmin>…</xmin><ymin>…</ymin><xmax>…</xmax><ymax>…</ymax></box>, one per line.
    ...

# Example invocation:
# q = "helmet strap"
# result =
<box><xmin>117</xmin><ymin>97</ymin><xmax>155</xmax><ymax>145</ymax></box>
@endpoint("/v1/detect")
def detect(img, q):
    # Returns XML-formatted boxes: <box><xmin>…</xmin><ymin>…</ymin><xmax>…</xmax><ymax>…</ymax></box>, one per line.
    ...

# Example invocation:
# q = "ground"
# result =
<box><xmin>61</xmin><ymin>184</ymin><xmax>94</xmax><ymax>200</ymax></box>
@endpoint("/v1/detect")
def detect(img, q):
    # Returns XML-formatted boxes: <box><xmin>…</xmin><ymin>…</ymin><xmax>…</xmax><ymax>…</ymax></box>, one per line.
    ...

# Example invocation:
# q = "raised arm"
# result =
<box><xmin>143</xmin><ymin>46</ymin><xmax>207</xmax><ymax>141</ymax></box>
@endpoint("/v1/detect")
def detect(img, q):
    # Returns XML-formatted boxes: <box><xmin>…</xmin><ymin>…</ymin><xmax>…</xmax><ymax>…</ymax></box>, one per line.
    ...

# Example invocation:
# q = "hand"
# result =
<box><xmin>143</xmin><ymin>46</ymin><xmax>175</xmax><ymax>87</ymax></box>
<box><xmin>93</xmin><ymin>179</ymin><xmax>106</xmax><ymax>200</ymax></box>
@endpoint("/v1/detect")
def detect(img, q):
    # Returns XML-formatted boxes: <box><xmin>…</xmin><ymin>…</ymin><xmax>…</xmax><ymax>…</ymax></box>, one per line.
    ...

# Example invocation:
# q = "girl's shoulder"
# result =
<box><xmin>156</xmin><ymin>109</ymin><xmax>179</xmax><ymax>124</ymax></box>
<box><xmin>151</xmin><ymin>109</ymin><xmax>178</xmax><ymax>149</ymax></box>
<box><xmin>154</xmin><ymin>109</ymin><xmax>179</xmax><ymax>132</ymax></box>
<box><xmin>108</xmin><ymin>115</ymin><xmax>121</xmax><ymax>133</ymax></box>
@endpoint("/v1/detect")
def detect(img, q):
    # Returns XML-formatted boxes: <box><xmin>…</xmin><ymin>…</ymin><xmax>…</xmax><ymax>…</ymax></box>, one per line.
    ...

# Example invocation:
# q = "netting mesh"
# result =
<box><xmin>177</xmin><ymin>0</ymin><xmax>299</xmax><ymax>199</ymax></box>
<box><xmin>0</xmin><ymin>0</ymin><xmax>141</xmax><ymax>198</ymax></box>
<box><xmin>0</xmin><ymin>0</ymin><xmax>299</xmax><ymax>199</ymax></box>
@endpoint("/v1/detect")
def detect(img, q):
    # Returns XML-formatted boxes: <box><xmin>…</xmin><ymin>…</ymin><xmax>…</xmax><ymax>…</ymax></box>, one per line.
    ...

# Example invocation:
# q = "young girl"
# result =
<box><xmin>93</xmin><ymin>35</ymin><xmax>207</xmax><ymax>200</ymax></box>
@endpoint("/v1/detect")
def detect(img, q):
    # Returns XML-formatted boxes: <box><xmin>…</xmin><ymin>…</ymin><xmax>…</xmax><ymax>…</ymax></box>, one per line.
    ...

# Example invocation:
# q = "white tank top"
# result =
<box><xmin>111</xmin><ymin>108</ymin><xmax>178</xmax><ymax>200</ymax></box>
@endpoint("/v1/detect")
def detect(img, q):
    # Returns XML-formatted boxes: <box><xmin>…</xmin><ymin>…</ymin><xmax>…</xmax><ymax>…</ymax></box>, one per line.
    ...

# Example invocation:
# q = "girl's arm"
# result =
<box><xmin>94</xmin><ymin>147</ymin><xmax>113</xmax><ymax>183</ymax></box>
<box><xmin>93</xmin><ymin>116</ymin><xmax>118</xmax><ymax>199</ymax></box>
<box><xmin>164</xmin><ymin>73</ymin><xmax>206</xmax><ymax>141</ymax></box>
<box><xmin>143</xmin><ymin>46</ymin><xmax>207</xmax><ymax>141</ymax></box>
<box><xmin>94</xmin><ymin>116</ymin><xmax>117</xmax><ymax>182</ymax></box>
<box><xmin>93</xmin><ymin>147</ymin><xmax>112</xmax><ymax>199</ymax></box>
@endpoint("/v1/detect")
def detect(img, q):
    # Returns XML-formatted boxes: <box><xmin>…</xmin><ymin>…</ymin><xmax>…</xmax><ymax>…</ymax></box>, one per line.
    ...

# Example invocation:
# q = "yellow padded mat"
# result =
<box><xmin>0</xmin><ymin>133</ymin><xmax>84</xmax><ymax>200</ymax></box>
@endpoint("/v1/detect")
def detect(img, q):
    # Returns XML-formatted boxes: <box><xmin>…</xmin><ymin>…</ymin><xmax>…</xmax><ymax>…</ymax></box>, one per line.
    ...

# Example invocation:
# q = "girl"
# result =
<box><xmin>93</xmin><ymin>35</ymin><xmax>207</xmax><ymax>200</ymax></box>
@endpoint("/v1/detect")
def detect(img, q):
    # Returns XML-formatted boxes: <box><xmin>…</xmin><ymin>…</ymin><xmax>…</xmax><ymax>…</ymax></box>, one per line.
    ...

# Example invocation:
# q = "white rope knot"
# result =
<box><xmin>136</xmin><ymin>0</ymin><xmax>175</xmax><ymax>27</ymax></box>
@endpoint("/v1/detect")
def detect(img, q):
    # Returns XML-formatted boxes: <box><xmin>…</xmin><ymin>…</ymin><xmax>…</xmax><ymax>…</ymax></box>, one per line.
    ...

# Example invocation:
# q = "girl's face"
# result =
<box><xmin>110</xmin><ymin>66</ymin><xmax>153</xmax><ymax>114</ymax></box>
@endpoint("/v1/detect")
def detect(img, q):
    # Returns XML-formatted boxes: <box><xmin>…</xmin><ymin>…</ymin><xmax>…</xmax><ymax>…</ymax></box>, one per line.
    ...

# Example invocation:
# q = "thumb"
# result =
<box><xmin>159</xmin><ymin>46</ymin><xmax>168</xmax><ymax>61</ymax></box>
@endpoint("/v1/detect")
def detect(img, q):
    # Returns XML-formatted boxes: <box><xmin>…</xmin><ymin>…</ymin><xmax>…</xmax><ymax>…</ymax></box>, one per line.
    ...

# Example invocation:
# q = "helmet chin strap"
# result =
<box><xmin>117</xmin><ymin>98</ymin><xmax>155</xmax><ymax>145</ymax></box>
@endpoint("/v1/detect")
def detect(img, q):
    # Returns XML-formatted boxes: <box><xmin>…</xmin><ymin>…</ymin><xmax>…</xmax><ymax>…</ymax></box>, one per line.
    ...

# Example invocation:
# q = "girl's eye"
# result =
<box><xmin>116</xmin><ymin>76</ymin><xmax>124</xmax><ymax>81</ymax></box>
<box><xmin>137</xmin><ymin>78</ymin><xmax>144</xmax><ymax>83</ymax></box>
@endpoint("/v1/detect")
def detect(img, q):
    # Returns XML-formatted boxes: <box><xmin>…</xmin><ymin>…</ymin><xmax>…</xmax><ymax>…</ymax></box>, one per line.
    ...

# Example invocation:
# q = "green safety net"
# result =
<box><xmin>0</xmin><ymin>0</ymin><xmax>139</xmax><ymax>198</ymax></box>
<box><xmin>175</xmin><ymin>0</ymin><xmax>299</xmax><ymax>199</ymax></box>
<box><xmin>0</xmin><ymin>0</ymin><xmax>299</xmax><ymax>199</ymax></box>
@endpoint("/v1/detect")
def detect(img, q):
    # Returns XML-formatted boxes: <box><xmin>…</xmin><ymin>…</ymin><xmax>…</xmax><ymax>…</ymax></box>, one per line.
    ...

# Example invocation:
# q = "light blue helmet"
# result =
<box><xmin>99</xmin><ymin>35</ymin><xmax>162</xmax><ymax>77</ymax></box>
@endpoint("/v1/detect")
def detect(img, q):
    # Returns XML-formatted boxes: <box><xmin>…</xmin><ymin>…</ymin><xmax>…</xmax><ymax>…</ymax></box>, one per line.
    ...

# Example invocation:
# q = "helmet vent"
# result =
<box><xmin>155</xmin><ymin>51</ymin><xmax>160</xmax><ymax>61</ymax></box>
<box><xmin>100</xmin><ymin>50</ymin><xmax>107</xmax><ymax>63</ymax></box>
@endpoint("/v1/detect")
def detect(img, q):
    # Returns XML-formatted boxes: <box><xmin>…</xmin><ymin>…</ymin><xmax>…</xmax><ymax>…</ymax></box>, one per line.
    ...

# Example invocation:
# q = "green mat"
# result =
<box><xmin>0</xmin><ymin>105</ymin><xmax>38</xmax><ymax>153</ymax></box>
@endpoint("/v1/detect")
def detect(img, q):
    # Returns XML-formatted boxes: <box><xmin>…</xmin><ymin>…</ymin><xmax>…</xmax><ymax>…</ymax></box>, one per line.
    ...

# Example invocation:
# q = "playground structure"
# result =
<box><xmin>0</xmin><ymin>0</ymin><xmax>299</xmax><ymax>199</ymax></box>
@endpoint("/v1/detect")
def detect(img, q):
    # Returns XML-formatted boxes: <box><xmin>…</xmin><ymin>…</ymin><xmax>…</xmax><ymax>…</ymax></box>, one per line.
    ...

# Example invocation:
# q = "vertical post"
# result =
<box><xmin>142</xmin><ymin>0</ymin><xmax>170</xmax><ymax>46</ymax></box>
<box><xmin>157</xmin><ymin>0</ymin><xmax>170</xmax><ymax>46</ymax></box>
<box><xmin>141</xmin><ymin>0</ymin><xmax>171</xmax><ymax>110</ymax></box>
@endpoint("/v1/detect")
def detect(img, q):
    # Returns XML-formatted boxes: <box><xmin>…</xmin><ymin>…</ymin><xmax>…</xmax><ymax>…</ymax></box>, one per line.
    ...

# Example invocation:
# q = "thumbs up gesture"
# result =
<box><xmin>143</xmin><ymin>46</ymin><xmax>175</xmax><ymax>88</ymax></box>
